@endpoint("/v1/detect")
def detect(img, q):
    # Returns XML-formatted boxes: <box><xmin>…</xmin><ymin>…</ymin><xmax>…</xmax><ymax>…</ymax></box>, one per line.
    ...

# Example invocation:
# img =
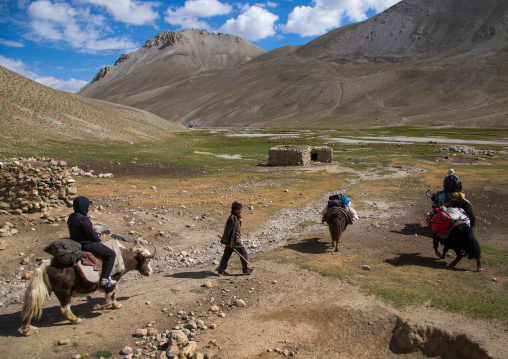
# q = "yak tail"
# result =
<box><xmin>21</xmin><ymin>265</ymin><xmax>50</xmax><ymax>324</ymax></box>
<box><xmin>329</xmin><ymin>220</ymin><xmax>341</xmax><ymax>243</ymax></box>
<box><xmin>464</xmin><ymin>228</ymin><xmax>481</xmax><ymax>261</ymax></box>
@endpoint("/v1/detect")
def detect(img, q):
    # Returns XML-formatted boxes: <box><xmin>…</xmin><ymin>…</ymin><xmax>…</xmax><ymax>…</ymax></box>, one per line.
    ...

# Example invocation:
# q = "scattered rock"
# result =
<box><xmin>120</xmin><ymin>346</ymin><xmax>133</xmax><ymax>355</ymax></box>
<box><xmin>234</xmin><ymin>299</ymin><xmax>246</xmax><ymax>307</ymax></box>
<box><xmin>134</xmin><ymin>329</ymin><xmax>148</xmax><ymax>337</ymax></box>
<box><xmin>112</xmin><ymin>233</ymin><xmax>132</xmax><ymax>242</ymax></box>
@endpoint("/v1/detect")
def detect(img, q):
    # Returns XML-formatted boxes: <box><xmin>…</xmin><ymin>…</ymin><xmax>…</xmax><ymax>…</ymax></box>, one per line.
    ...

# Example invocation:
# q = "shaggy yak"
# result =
<box><xmin>322</xmin><ymin>206</ymin><xmax>352</xmax><ymax>252</ymax></box>
<box><xmin>426</xmin><ymin>191</ymin><xmax>481</xmax><ymax>271</ymax></box>
<box><xmin>20</xmin><ymin>243</ymin><xmax>155</xmax><ymax>336</ymax></box>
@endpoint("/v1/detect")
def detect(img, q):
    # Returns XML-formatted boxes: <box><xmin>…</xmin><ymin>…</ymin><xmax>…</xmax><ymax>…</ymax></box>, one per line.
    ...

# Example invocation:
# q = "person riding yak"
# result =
<box><xmin>437</xmin><ymin>169</ymin><xmax>463</xmax><ymax>207</ymax></box>
<box><xmin>67</xmin><ymin>196</ymin><xmax>117</xmax><ymax>288</ymax></box>
<box><xmin>321</xmin><ymin>193</ymin><xmax>358</xmax><ymax>222</ymax></box>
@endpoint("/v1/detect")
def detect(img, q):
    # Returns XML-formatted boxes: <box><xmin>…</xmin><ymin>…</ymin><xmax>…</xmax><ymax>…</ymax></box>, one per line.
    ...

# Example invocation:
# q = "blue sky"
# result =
<box><xmin>0</xmin><ymin>0</ymin><xmax>400</xmax><ymax>93</ymax></box>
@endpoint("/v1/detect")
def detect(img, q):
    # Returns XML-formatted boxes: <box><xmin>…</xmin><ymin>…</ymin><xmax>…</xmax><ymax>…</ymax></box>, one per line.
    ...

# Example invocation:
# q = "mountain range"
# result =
<box><xmin>2</xmin><ymin>0</ymin><xmax>507</xmax><ymax>143</ymax></box>
<box><xmin>78</xmin><ymin>0</ymin><xmax>508</xmax><ymax>128</ymax></box>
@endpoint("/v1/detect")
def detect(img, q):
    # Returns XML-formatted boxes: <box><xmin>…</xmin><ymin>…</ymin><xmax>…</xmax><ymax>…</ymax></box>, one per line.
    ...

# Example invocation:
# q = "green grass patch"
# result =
<box><xmin>265</xmin><ymin>238</ymin><xmax>508</xmax><ymax>323</ymax></box>
<box><xmin>94</xmin><ymin>350</ymin><xmax>113</xmax><ymax>357</ymax></box>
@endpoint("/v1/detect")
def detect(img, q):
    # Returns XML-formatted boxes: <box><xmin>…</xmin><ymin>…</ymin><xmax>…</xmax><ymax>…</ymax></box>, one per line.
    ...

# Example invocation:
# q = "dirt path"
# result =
<box><xmin>0</xmin><ymin>164</ymin><xmax>506</xmax><ymax>359</ymax></box>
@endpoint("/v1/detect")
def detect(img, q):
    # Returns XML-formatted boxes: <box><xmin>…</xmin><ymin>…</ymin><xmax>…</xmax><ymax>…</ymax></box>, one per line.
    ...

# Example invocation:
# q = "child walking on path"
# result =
<box><xmin>218</xmin><ymin>201</ymin><xmax>253</xmax><ymax>276</ymax></box>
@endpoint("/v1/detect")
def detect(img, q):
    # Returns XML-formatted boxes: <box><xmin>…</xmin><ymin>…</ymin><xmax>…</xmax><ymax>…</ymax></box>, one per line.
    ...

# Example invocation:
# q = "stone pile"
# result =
<box><xmin>0</xmin><ymin>158</ymin><xmax>77</xmax><ymax>214</ymax></box>
<box><xmin>69</xmin><ymin>165</ymin><xmax>114</xmax><ymax>178</ymax></box>
<box><xmin>439</xmin><ymin>146</ymin><xmax>495</xmax><ymax>156</ymax></box>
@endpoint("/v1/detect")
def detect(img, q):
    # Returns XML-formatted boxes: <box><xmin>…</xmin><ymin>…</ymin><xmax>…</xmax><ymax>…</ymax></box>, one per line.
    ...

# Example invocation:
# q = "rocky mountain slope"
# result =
<box><xmin>81</xmin><ymin>0</ymin><xmax>508</xmax><ymax>128</ymax></box>
<box><xmin>0</xmin><ymin>66</ymin><xmax>185</xmax><ymax>145</ymax></box>
<box><xmin>78</xmin><ymin>29</ymin><xmax>266</xmax><ymax>103</ymax></box>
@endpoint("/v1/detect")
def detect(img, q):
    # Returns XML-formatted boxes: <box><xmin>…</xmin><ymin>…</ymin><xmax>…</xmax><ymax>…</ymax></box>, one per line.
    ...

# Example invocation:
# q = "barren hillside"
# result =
<box><xmin>78</xmin><ymin>0</ymin><xmax>508</xmax><ymax>128</ymax></box>
<box><xmin>0</xmin><ymin>66</ymin><xmax>185</xmax><ymax>145</ymax></box>
<box><xmin>78</xmin><ymin>29</ymin><xmax>266</xmax><ymax>102</ymax></box>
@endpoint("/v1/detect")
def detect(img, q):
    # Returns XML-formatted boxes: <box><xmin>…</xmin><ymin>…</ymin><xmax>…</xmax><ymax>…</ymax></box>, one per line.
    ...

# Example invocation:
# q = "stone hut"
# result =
<box><xmin>267</xmin><ymin>145</ymin><xmax>332</xmax><ymax>166</ymax></box>
<box><xmin>0</xmin><ymin>159</ymin><xmax>77</xmax><ymax>215</ymax></box>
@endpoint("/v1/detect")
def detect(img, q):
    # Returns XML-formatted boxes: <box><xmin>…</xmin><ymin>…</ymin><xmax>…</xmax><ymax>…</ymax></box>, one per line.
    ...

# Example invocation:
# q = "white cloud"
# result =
<box><xmin>27</xmin><ymin>0</ymin><xmax>75</xmax><ymax>23</ymax></box>
<box><xmin>81</xmin><ymin>0</ymin><xmax>159</xmax><ymax>26</ymax></box>
<box><xmin>280</xmin><ymin>0</ymin><xmax>399</xmax><ymax>37</ymax></box>
<box><xmin>27</xmin><ymin>2</ymin><xmax>139</xmax><ymax>53</ymax></box>
<box><xmin>0</xmin><ymin>38</ymin><xmax>25</xmax><ymax>47</ymax></box>
<box><xmin>0</xmin><ymin>55</ymin><xmax>88</xmax><ymax>93</ymax></box>
<box><xmin>219</xmin><ymin>6</ymin><xmax>278</xmax><ymax>41</ymax></box>
<box><xmin>165</xmin><ymin>0</ymin><xmax>232</xmax><ymax>29</ymax></box>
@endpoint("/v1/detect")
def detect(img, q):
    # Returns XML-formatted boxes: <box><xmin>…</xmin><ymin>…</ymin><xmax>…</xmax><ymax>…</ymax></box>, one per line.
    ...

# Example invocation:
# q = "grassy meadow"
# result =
<box><xmin>1</xmin><ymin>126</ymin><xmax>507</xmax><ymax>322</ymax></box>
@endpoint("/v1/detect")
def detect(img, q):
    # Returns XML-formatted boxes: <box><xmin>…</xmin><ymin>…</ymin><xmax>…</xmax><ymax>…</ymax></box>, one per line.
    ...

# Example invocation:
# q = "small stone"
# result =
<box><xmin>120</xmin><ymin>346</ymin><xmax>133</xmax><ymax>355</ymax></box>
<box><xmin>111</xmin><ymin>233</ymin><xmax>132</xmax><ymax>242</ymax></box>
<box><xmin>210</xmin><ymin>305</ymin><xmax>220</xmax><ymax>312</ymax></box>
<box><xmin>147</xmin><ymin>328</ymin><xmax>158</xmax><ymax>336</ymax></box>
<box><xmin>57</xmin><ymin>339</ymin><xmax>70</xmax><ymax>345</ymax></box>
<box><xmin>180</xmin><ymin>342</ymin><xmax>198</xmax><ymax>358</ymax></box>
<box><xmin>166</xmin><ymin>345</ymin><xmax>180</xmax><ymax>359</ymax></box>
<box><xmin>203</xmin><ymin>281</ymin><xmax>212</xmax><ymax>288</ymax></box>
<box><xmin>234</xmin><ymin>299</ymin><xmax>246</xmax><ymax>307</ymax></box>
<box><xmin>184</xmin><ymin>321</ymin><xmax>197</xmax><ymax>330</ymax></box>
<box><xmin>362</xmin><ymin>265</ymin><xmax>371</xmax><ymax>271</ymax></box>
<box><xmin>134</xmin><ymin>329</ymin><xmax>148</xmax><ymax>337</ymax></box>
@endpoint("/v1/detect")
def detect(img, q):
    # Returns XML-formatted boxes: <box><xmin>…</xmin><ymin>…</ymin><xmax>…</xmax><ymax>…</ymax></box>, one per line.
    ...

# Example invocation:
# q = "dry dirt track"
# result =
<box><xmin>0</xmin><ymin>164</ymin><xmax>507</xmax><ymax>359</ymax></box>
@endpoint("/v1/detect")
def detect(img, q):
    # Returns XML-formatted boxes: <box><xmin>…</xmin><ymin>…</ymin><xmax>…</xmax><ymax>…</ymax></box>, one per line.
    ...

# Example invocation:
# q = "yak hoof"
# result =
<box><xmin>19</xmin><ymin>325</ymin><xmax>38</xmax><ymax>336</ymax></box>
<box><xmin>435</xmin><ymin>251</ymin><xmax>441</xmax><ymax>257</ymax></box>
<box><xmin>113</xmin><ymin>303</ymin><xmax>123</xmax><ymax>309</ymax></box>
<box><xmin>477</xmin><ymin>266</ymin><xmax>483</xmax><ymax>272</ymax></box>
<box><xmin>71</xmin><ymin>318</ymin><xmax>83</xmax><ymax>324</ymax></box>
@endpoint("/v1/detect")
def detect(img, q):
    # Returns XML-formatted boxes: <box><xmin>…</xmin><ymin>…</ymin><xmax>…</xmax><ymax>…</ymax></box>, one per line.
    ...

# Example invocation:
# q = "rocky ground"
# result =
<box><xmin>0</xmin><ymin>161</ymin><xmax>507</xmax><ymax>359</ymax></box>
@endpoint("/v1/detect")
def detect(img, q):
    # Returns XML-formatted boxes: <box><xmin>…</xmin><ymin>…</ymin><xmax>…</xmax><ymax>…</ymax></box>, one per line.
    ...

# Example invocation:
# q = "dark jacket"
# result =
<box><xmin>67</xmin><ymin>196</ymin><xmax>101</xmax><ymax>246</ymax></box>
<box><xmin>221</xmin><ymin>213</ymin><xmax>241</xmax><ymax>247</ymax></box>
<box><xmin>443</xmin><ymin>175</ymin><xmax>462</xmax><ymax>193</ymax></box>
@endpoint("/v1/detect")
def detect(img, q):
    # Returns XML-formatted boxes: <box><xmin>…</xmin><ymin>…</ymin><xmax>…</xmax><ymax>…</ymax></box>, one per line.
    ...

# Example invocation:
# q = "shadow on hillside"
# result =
<box><xmin>385</xmin><ymin>252</ymin><xmax>468</xmax><ymax>271</ymax></box>
<box><xmin>283</xmin><ymin>237</ymin><xmax>329</xmax><ymax>254</ymax></box>
<box><xmin>0</xmin><ymin>297</ymin><xmax>104</xmax><ymax>337</ymax></box>
<box><xmin>391</xmin><ymin>223</ymin><xmax>430</xmax><ymax>236</ymax></box>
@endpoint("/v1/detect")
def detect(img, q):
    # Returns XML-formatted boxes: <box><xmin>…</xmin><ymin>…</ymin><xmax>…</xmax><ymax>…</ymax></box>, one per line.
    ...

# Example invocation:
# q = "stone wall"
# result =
<box><xmin>268</xmin><ymin>145</ymin><xmax>332</xmax><ymax>166</ymax></box>
<box><xmin>311</xmin><ymin>147</ymin><xmax>333</xmax><ymax>163</ymax></box>
<box><xmin>0</xmin><ymin>159</ymin><xmax>77</xmax><ymax>215</ymax></box>
<box><xmin>268</xmin><ymin>145</ymin><xmax>311</xmax><ymax>166</ymax></box>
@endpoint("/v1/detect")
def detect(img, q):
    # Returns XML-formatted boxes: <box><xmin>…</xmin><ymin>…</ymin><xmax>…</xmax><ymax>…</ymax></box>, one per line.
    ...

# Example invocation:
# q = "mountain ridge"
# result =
<box><xmin>78</xmin><ymin>0</ymin><xmax>508</xmax><ymax>128</ymax></box>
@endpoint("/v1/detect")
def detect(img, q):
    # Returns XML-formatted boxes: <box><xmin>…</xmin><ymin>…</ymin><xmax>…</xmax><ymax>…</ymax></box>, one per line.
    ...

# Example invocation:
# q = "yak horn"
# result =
<box><xmin>145</xmin><ymin>245</ymin><xmax>157</xmax><ymax>259</ymax></box>
<box><xmin>426</xmin><ymin>189</ymin><xmax>433</xmax><ymax>198</ymax></box>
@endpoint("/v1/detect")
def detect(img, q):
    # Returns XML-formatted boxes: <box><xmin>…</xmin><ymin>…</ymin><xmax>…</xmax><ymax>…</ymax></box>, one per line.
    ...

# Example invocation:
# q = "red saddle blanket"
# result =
<box><xmin>426</xmin><ymin>207</ymin><xmax>470</xmax><ymax>238</ymax></box>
